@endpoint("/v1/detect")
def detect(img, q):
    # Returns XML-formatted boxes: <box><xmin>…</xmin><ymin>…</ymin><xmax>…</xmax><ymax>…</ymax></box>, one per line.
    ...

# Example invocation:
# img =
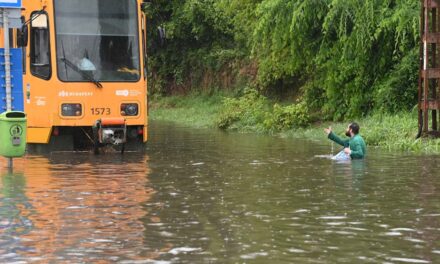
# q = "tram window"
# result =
<box><xmin>54</xmin><ymin>0</ymin><xmax>140</xmax><ymax>82</ymax></box>
<box><xmin>30</xmin><ymin>12</ymin><xmax>51</xmax><ymax>79</ymax></box>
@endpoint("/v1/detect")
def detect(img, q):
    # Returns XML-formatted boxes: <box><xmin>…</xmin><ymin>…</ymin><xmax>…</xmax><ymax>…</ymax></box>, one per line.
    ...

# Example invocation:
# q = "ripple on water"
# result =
<box><xmin>391</xmin><ymin>228</ymin><xmax>417</xmax><ymax>232</ymax></box>
<box><xmin>168</xmin><ymin>247</ymin><xmax>202</xmax><ymax>255</ymax></box>
<box><xmin>404</xmin><ymin>237</ymin><xmax>425</xmax><ymax>244</ymax></box>
<box><xmin>384</xmin><ymin>232</ymin><xmax>403</xmax><ymax>236</ymax></box>
<box><xmin>388</xmin><ymin>257</ymin><xmax>431</xmax><ymax>263</ymax></box>
<box><xmin>89</xmin><ymin>239</ymin><xmax>114</xmax><ymax>243</ymax></box>
<box><xmin>319</xmin><ymin>216</ymin><xmax>348</xmax><ymax>220</ymax></box>
<box><xmin>0</xmin><ymin>253</ymin><xmax>18</xmax><ymax>260</ymax></box>
<box><xmin>288</xmin><ymin>248</ymin><xmax>307</xmax><ymax>254</ymax></box>
<box><xmin>119</xmin><ymin>261</ymin><xmax>172</xmax><ymax>264</ymax></box>
<box><xmin>240</xmin><ymin>252</ymin><xmax>269</xmax><ymax>259</ymax></box>
<box><xmin>159</xmin><ymin>231</ymin><xmax>174</xmax><ymax>238</ymax></box>
<box><xmin>325</xmin><ymin>222</ymin><xmax>346</xmax><ymax>226</ymax></box>
<box><xmin>293</xmin><ymin>209</ymin><xmax>310</xmax><ymax>213</ymax></box>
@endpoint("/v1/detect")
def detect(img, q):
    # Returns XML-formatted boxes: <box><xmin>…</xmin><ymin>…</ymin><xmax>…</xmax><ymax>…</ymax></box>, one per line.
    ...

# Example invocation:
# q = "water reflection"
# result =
<box><xmin>0</xmin><ymin>171</ymin><xmax>34</xmax><ymax>261</ymax></box>
<box><xmin>1</xmin><ymin>122</ymin><xmax>440</xmax><ymax>263</ymax></box>
<box><xmin>1</xmin><ymin>154</ymin><xmax>153</xmax><ymax>263</ymax></box>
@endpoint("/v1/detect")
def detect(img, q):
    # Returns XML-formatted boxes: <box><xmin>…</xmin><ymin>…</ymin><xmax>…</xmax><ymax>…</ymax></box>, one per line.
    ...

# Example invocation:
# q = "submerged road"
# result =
<box><xmin>1</xmin><ymin>121</ymin><xmax>440</xmax><ymax>263</ymax></box>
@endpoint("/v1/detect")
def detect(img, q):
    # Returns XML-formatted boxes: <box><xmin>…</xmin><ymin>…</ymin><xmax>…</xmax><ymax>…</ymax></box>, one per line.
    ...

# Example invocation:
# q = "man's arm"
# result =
<box><xmin>328</xmin><ymin>132</ymin><xmax>349</xmax><ymax>147</ymax></box>
<box><xmin>349</xmin><ymin>141</ymin><xmax>364</xmax><ymax>159</ymax></box>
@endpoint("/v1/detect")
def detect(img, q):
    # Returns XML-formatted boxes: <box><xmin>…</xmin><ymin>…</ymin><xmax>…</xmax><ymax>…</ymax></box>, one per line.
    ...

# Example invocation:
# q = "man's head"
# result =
<box><xmin>345</xmin><ymin>122</ymin><xmax>360</xmax><ymax>137</ymax></box>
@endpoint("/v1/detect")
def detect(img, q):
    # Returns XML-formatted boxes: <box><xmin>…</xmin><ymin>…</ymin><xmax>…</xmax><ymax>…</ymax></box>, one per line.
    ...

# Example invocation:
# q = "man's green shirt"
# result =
<box><xmin>328</xmin><ymin>132</ymin><xmax>366</xmax><ymax>159</ymax></box>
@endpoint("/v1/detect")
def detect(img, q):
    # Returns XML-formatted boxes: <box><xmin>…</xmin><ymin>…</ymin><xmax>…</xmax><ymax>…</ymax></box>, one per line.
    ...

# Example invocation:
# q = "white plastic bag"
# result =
<box><xmin>331</xmin><ymin>150</ymin><xmax>351</xmax><ymax>161</ymax></box>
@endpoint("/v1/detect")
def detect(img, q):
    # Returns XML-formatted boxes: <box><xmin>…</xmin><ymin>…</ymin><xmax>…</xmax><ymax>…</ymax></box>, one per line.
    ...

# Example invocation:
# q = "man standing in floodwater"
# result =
<box><xmin>324</xmin><ymin>123</ymin><xmax>367</xmax><ymax>159</ymax></box>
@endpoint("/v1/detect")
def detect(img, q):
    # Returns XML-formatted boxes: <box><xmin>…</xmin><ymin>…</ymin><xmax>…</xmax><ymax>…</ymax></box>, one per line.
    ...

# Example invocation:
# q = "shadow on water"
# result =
<box><xmin>1</xmin><ymin>121</ymin><xmax>440</xmax><ymax>263</ymax></box>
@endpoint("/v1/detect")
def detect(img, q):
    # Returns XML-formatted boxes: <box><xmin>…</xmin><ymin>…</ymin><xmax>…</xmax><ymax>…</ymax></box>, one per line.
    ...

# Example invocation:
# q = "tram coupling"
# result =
<box><xmin>93</xmin><ymin>118</ymin><xmax>127</xmax><ymax>154</ymax></box>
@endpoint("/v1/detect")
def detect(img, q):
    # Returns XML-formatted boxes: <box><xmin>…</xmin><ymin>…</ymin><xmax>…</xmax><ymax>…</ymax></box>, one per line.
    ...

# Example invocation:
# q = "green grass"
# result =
<box><xmin>149</xmin><ymin>93</ymin><xmax>223</xmax><ymax>128</ymax></box>
<box><xmin>150</xmin><ymin>95</ymin><xmax>440</xmax><ymax>154</ymax></box>
<box><xmin>285</xmin><ymin>113</ymin><xmax>440</xmax><ymax>153</ymax></box>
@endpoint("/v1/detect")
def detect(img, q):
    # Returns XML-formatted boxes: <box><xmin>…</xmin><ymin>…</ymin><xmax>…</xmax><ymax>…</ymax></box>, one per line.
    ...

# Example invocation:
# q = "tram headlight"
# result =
<box><xmin>61</xmin><ymin>103</ymin><xmax>82</xmax><ymax>117</ymax></box>
<box><xmin>121</xmin><ymin>103</ymin><xmax>139</xmax><ymax>116</ymax></box>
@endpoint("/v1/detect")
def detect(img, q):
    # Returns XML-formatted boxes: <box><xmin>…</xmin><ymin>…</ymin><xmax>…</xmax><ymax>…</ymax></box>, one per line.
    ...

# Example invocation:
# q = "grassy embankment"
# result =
<box><xmin>149</xmin><ymin>94</ymin><xmax>224</xmax><ymax>128</ymax></box>
<box><xmin>150</xmin><ymin>94</ymin><xmax>440</xmax><ymax>154</ymax></box>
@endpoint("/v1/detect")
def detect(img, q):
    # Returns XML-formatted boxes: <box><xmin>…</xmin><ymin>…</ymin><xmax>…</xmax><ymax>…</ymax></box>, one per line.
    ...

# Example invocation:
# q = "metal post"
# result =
<box><xmin>3</xmin><ymin>8</ymin><xmax>13</xmax><ymax>168</ymax></box>
<box><xmin>432</xmin><ymin>8</ymin><xmax>437</xmax><ymax>131</ymax></box>
<box><xmin>424</xmin><ymin>0</ymin><xmax>430</xmax><ymax>133</ymax></box>
<box><xmin>3</xmin><ymin>9</ymin><xmax>11</xmax><ymax>111</ymax></box>
<box><xmin>7</xmin><ymin>157</ymin><xmax>12</xmax><ymax>168</ymax></box>
<box><xmin>419</xmin><ymin>0</ymin><xmax>424</xmax><ymax>137</ymax></box>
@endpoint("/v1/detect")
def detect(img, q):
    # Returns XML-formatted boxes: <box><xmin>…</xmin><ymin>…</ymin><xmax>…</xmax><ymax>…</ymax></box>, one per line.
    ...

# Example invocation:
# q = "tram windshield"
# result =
<box><xmin>55</xmin><ymin>0</ymin><xmax>140</xmax><ymax>82</ymax></box>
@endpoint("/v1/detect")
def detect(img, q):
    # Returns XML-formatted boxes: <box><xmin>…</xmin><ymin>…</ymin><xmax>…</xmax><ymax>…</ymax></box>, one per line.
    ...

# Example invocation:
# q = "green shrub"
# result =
<box><xmin>216</xmin><ymin>89</ymin><xmax>310</xmax><ymax>131</ymax></box>
<box><xmin>264</xmin><ymin>102</ymin><xmax>310</xmax><ymax>131</ymax></box>
<box><xmin>216</xmin><ymin>89</ymin><xmax>268</xmax><ymax>131</ymax></box>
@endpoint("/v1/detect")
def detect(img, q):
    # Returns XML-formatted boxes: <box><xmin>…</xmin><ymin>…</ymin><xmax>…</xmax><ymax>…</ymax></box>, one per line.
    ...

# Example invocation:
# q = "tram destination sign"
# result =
<box><xmin>0</xmin><ymin>0</ymin><xmax>21</xmax><ymax>8</ymax></box>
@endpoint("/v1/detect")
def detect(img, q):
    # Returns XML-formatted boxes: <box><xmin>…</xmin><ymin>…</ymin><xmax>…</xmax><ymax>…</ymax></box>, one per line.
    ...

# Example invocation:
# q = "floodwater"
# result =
<box><xmin>1</xmin><ymin>122</ymin><xmax>440</xmax><ymax>263</ymax></box>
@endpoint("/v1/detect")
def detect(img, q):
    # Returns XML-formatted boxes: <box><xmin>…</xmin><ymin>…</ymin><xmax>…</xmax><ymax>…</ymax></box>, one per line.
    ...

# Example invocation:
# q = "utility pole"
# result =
<box><xmin>419</xmin><ymin>0</ymin><xmax>440</xmax><ymax>137</ymax></box>
<box><xmin>0</xmin><ymin>0</ymin><xmax>23</xmax><ymax>170</ymax></box>
<box><xmin>3</xmin><ymin>8</ymin><xmax>13</xmax><ymax>169</ymax></box>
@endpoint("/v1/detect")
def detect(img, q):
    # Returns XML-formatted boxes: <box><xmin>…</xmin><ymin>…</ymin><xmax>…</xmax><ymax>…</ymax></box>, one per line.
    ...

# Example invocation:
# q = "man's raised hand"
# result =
<box><xmin>324</xmin><ymin>126</ymin><xmax>332</xmax><ymax>135</ymax></box>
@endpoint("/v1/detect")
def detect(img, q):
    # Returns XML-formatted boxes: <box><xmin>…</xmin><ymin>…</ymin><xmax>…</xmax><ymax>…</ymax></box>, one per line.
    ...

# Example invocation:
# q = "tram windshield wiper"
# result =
<box><xmin>60</xmin><ymin>57</ymin><xmax>103</xmax><ymax>88</ymax></box>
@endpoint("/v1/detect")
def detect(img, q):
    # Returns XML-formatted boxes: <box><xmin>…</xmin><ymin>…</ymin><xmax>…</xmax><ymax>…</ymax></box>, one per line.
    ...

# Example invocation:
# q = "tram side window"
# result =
<box><xmin>30</xmin><ymin>12</ymin><xmax>51</xmax><ymax>79</ymax></box>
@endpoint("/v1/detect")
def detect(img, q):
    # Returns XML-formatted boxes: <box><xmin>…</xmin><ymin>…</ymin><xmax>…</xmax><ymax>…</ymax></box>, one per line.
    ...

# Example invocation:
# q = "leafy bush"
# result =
<box><xmin>216</xmin><ymin>89</ymin><xmax>268</xmax><ymax>131</ymax></box>
<box><xmin>372</xmin><ymin>49</ymin><xmax>418</xmax><ymax>113</ymax></box>
<box><xmin>216</xmin><ymin>89</ymin><xmax>310</xmax><ymax>131</ymax></box>
<box><xmin>264</xmin><ymin>102</ymin><xmax>310</xmax><ymax>131</ymax></box>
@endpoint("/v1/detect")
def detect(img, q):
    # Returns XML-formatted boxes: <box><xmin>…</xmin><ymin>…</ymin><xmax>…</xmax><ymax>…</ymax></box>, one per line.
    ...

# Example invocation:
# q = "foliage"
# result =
<box><xmin>216</xmin><ymin>89</ymin><xmax>269</xmax><ymax>131</ymax></box>
<box><xmin>252</xmin><ymin>0</ymin><xmax>328</xmax><ymax>86</ymax></box>
<box><xmin>264</xmin><ymin>103</ymin><xmax>310</xmax><ymax>131</ymax></box>
<box><xmin>248</xmin><ymin>0</ymin><xmax>419</xmax><ymax>119</ymax></box>
<box><xmin>151</xmin><ymin>94</ymin><xmax>440</xmax><ymax>154</ymax></box>
<box><xmin>145</xmin><ymin>0</ymin><xmax>242</xmax><ymax>95</ymax></box>
<box><xmin>147</xmin><ymin>0</ymin><xmax>421</xmax><ymax>120</ymax></box>
<box><xmin>216</xmin><ymin>89</ymin><xmax>310</xmax><ymax>132</ymax></box>
<box><xmin>283</xmin><ymin>110</ymin><xmax>440</xmax><ymax>153</ymax></box>
<box><xmin>372</xmin><ymin>48</ymin><xmax>419</xmax><ymax>113</ymax></box>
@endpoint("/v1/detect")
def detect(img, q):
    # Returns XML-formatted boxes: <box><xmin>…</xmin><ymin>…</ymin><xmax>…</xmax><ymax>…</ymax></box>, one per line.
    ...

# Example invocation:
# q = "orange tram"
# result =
<box><xmin>2</xmin><ymin>0</ymin><xmax>149</xmax><ymax>152</ymax></box>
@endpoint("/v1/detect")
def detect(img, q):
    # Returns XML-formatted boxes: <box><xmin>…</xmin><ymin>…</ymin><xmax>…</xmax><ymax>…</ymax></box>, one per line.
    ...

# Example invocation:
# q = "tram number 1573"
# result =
<box><xmin>91</xmin><ymin>108</ymin><xmax>111</xmax><ymax>115</ymax></box>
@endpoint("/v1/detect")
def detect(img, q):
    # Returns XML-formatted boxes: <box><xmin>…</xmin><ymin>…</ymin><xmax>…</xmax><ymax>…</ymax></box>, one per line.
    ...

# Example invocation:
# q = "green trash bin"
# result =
<box><xmin>0</xmin><ymin>111</ymin><xmax>27</xmax><ymax>158</ymax></box>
